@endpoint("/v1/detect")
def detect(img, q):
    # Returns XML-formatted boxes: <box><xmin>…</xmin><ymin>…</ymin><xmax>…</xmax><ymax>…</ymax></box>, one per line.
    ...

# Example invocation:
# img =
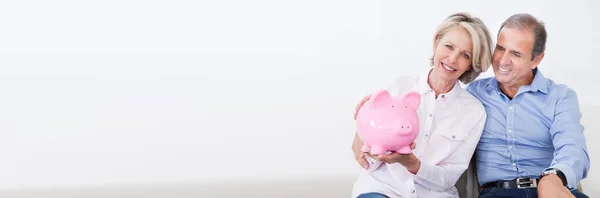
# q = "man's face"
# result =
<box><xmin>491</xmin><ymin>27</ymin><xmax>543</xmax><ymax>87</ymax></box>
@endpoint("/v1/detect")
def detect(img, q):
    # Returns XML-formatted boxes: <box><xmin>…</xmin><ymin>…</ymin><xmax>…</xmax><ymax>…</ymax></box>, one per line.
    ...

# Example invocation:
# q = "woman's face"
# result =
<box><xmin>432</xmin><ymin>26</ymin><xmax>473</xmax><ymax>82</ymax></box>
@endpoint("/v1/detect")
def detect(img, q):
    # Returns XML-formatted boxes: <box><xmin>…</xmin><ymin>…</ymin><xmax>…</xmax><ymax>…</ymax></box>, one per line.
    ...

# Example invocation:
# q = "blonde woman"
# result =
<box><xmin>351</xmin><ymin>13</ymin><xmax>493</xmax><ymax>198</ymax></box>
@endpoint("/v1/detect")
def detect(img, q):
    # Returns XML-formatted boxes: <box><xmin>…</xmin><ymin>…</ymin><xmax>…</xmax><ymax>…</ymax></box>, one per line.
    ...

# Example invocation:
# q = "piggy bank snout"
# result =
<box><xmin>392</xmin><ymin>119</ymin><xmax>413</xmax><ymax>134</ymax></box>
<box><xmin>376</xmin><ymin>119</ymin><xmax>413</xmax><ymax>134</ymax></box>
<box><xmin>397</xmin><ymin>121</ymin><xmax>412</xmax><ymax>130</ymax></box>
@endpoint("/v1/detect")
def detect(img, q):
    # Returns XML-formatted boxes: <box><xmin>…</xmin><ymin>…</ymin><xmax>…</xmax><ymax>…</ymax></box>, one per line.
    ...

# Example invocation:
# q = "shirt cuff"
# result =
<box><xmin>546</xmin><ymin>164</ymin><xmax>576</xmax><ymax>189</ymax></box>
<box><xmin>365</xmin><ymin>155</ymin><xmax>383</xmax><ymax>172</ymax></box>
<box><xmin>413</xmin><ymin>160</ymin><xmax>432</xmax><ymax>179</ymax></box>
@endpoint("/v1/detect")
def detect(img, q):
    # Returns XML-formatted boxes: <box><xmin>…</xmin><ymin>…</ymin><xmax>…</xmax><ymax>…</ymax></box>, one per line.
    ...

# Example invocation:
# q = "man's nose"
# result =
<box><xmin>499</xmin><ymin>52</ymin><xmax>511</xmax><ymax>66</ymax></box>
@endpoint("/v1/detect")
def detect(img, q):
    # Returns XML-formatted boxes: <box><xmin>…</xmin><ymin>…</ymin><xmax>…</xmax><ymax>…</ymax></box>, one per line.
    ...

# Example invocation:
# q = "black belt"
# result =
<box><xmin>480</xmin><ymin>178</ymin><xmax>540</xmax><ymax>189</ymax></box>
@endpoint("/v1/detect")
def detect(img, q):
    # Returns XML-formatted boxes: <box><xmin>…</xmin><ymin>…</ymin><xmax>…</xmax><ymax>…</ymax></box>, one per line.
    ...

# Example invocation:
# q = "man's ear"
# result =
<box><xmin>531</xmin><ymin>52</ymin><xmax>545</xmax><ymax>69</ymax></box>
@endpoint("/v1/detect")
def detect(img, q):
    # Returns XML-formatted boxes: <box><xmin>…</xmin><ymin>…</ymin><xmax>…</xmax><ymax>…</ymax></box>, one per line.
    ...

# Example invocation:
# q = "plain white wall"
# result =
<box><xmin>0</xmin><ymin>0</ymin><xmax>598</xmax><ymax>192</ymax></box>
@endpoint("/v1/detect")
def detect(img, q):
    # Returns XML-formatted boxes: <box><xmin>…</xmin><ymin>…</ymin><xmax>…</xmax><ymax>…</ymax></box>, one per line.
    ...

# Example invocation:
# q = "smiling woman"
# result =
<box><xmin>429</xmin><ymin>14</ymin><xmax>493</xmax><ymax>86</ymax></box>
<box><xmin>350</xmin><ymin>12</ymin><xmax>494</xmax><ymax>198</ymax></box>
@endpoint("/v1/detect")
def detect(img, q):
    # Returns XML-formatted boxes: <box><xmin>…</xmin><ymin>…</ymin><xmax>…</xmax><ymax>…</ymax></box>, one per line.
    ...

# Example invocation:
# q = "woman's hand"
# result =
<box><xmin>375</xmin><ymin>143</ymin><xmax>420</xmax><ymax>174</ymax></box>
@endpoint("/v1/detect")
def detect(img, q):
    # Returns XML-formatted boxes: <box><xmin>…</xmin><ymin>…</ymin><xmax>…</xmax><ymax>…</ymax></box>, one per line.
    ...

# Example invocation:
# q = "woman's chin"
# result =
<box><xmin>433</xmin><ymin>68</ymin><xmax>459</xmax><ymax>81</ymax></box>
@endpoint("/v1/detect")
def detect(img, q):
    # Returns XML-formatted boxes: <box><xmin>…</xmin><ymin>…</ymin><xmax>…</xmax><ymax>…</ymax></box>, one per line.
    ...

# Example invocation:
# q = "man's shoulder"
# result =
<box><xmin>545</xmin><ymin>78</ymin><xmax>578</xmax><ymax>98</ymax></box>
<box><xmin>467</xmin><ymin>77</ymin><xmax>495</xmax><ymax>90</ymax></box>
<box><xmin>464</xmin><ymin>77</ymin><xmax>495</xmax><ymax>100</ymax></box>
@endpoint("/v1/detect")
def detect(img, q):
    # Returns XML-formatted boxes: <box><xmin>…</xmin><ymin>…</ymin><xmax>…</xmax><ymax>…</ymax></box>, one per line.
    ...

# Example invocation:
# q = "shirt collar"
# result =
<box><xmin>484</xmin><ymin>68</ymin><xmax>549</xmax><ymax>94</ymax></box>
<box><xmin>417</xmin><ymin>68</ymin><xmax>462</xmax><ymax>100</ymax></box>
<box><xmin>527</xmin><ymin>68</ymin><xmax>549</xmax><ymax>94</ymax></box>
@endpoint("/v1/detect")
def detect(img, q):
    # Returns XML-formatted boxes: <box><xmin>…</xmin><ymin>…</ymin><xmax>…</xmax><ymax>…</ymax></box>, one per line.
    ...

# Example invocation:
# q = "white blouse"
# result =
<box><xmin>351</xmin><ymin>69</ymin><xmax>486</xmax><ymax>198</ymax></box>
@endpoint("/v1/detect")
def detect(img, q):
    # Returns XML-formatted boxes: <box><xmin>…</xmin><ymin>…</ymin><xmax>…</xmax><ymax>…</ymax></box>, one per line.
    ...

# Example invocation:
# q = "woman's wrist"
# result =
<box><xmin>405</xmin><ymin>154</ymin><xmax>421</xmax><ymax>174</ymax></box>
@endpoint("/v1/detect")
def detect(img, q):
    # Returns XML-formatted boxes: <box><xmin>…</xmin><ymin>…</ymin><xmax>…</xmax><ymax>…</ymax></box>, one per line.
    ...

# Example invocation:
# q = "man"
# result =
<box><xmin>466</xmin><ymin>13</ymin><xmax>590</xmax><ymax>198</ymax></box>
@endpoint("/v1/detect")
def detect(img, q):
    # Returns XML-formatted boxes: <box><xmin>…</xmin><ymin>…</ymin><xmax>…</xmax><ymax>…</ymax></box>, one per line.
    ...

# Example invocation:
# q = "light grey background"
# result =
<box><xmin>0</xmin><ymin>0</ymin><xmax>598</xmax><ymax>197</ymax></box>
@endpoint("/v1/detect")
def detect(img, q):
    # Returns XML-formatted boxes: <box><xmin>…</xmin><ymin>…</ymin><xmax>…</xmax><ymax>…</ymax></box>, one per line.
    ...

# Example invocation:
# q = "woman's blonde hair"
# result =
<box><xmin>429</xmin><ymin>13</ymin><xmax>493</xmax><ymax>84</ymax></box>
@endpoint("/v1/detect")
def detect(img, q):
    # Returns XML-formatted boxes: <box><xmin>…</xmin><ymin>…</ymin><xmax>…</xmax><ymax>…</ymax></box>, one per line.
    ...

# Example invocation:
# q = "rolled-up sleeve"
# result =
<box><xmin>545</xmin><ymin>88</ymin><xmax>590</xmax><ymax>189</ymax></box>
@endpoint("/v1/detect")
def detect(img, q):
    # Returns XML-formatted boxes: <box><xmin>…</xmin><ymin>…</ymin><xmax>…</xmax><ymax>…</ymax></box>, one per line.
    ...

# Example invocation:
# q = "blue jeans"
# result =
<box><xmin>479</xmin><ymin>187</ymin><xmax>589</xmax><ymax>198</ymax></box>
<box><xmin>357</xmin><ymin>192</ymin><xmax>390</xmax><ymax>198</ymax></box>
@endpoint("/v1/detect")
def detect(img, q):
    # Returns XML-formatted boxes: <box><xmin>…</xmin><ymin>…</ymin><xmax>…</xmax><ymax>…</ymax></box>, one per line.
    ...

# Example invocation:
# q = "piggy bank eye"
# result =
<box><xmin>391</xmin><ymin>105</ymin><xmax>395</xmax><ymax>108</ymax></box>
<box><xmin>405</xmin><ymin>105</ymin><xmax>407</xmax><ymax>108</ymax></box>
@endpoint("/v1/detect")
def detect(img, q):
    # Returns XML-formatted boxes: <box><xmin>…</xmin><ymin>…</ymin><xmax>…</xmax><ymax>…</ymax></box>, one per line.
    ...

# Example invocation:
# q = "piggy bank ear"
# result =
<box><xmin>399</xmin><ymin>91</ymin><xmax>421</xmax><ymax>110</ymax></box>
<box><xmin>370</xmin><ymin>89</ymin><xmax>392</xmax><ymax>108</ymax></box>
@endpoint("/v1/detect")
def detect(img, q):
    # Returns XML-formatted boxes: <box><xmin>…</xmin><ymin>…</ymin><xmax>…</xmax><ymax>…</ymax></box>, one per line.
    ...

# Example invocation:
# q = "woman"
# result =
<box><xmin>351</xmin><ymin>13</ymin><xmax>493</xmax><ymax>198</ymax></box>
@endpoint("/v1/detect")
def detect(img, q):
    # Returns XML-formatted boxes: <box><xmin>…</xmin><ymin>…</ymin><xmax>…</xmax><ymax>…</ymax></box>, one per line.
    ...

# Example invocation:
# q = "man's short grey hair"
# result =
<box><xmin>498</xmin><ymin>13</ymin><xmax>547</xmax><ymax>61</ymax></box>
<box><xmin>429</xmin><ymin>12</ymin><xmax>493</xmax><ymax>84</ymax></box>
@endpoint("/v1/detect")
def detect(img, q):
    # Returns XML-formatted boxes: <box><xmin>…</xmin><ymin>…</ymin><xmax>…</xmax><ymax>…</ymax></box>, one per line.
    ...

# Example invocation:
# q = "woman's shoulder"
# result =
<box><xmin>455</xmin><ymin>88</ymin><xmax>486</xmax><ymax>118</ymax></box>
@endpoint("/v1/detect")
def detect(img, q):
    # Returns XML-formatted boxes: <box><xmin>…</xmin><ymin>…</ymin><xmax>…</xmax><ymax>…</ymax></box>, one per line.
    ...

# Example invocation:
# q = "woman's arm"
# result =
<box><xmin>411</xmin><ymin>113</ymin><xmax>486</xmax><ymax>191</ymax></box>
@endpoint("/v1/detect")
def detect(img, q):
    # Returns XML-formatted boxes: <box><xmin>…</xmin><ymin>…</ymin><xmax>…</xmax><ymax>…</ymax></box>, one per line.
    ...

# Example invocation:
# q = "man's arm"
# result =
<box><xmin>545</xmin><ymin>88</ymin><xmax>590</xmax><ymax>189</ymax></box>
<box><xmin>352</xmin><ymin>131</ymin><xmax>381</xmax><ymax>170</ymax></box>
<box><xmin>352</xmin><ymin>132</ymin><xmax>369</xmax><ymax>169</ymax></box>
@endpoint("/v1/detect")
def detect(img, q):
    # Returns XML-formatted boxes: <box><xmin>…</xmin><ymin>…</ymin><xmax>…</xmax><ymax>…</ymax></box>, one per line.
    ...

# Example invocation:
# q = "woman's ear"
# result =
<box><xmin>433</xmin><ymin>35</ymin><xmax>440</xmax><ymax>52</ymax></box>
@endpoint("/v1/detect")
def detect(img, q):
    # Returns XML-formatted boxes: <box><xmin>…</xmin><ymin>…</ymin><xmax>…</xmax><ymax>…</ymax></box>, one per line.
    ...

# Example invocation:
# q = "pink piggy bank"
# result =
<box><xmin>355</xmin><ymin>89</ymin><xmax>421</xmax><ymax>155</ymax></box>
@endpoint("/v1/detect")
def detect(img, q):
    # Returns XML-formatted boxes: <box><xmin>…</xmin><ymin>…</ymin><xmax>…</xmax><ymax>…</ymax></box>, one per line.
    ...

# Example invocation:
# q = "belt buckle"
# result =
<box><xmin>516</xmin><ymin>178</ymin><xmax>537</xmax><ymax>188</ymax></box>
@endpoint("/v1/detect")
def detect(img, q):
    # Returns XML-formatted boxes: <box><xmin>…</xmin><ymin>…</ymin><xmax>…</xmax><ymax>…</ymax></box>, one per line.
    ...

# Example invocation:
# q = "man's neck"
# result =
<box><xmin>499</xmin><ymin>85</ymin><xmax>519</xmax><ymax>99</ymax></box>
<box><xmin>499</xmin><ymin>73</ymin><xmax>535</xmax><ymax>99</ymax></box>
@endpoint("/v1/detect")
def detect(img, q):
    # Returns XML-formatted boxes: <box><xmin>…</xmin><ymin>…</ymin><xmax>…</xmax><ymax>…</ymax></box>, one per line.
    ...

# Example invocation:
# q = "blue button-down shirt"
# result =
<box><xmin>466</xmin><ymin>68</ymin><xmax>590</xmax><ymax>189</ymax></box>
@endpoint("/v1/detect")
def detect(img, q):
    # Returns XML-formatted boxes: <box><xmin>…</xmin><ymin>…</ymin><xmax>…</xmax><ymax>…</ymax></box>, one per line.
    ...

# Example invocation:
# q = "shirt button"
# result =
<box><xmin>509</xmin><ymin>106</ymin><xmax>513</xmax><ymax>110</ymax></box>
<box><xmin>509</xmin><ymin>146</ymin><xmax>512</xmax><ymax>149</ymax></box>
<box><xmin>508</xmin><ymin>129</ymin><xmax>512</xmax><ymax>133</ymax></box>
<box><xmin>412</xmin><ymin>189</ymin><xmax>416</xmax><ymax>193</ymax></box>
<box><xmin>429</xmin><ymin>113</ymin><xmax>433</xmax><ymax>117</ymax></box>
<box><xmin>425</xmin><ymin>134</ymin><xmax>429</xmax><ymax>137</ymax></box>
<box><xmin>452</xmin><ymin>135</ymin><xmax>456</xmax><ymax>139</ymax></box>
<box><xmin>512</xmin><ymin>163</ymin><xmax>516</xmax><ymax>167</ymax></box>
<box><xmin>441</xmin><ymin>95</ymin><xmax>445</xmax><ymax>98</ymax></box>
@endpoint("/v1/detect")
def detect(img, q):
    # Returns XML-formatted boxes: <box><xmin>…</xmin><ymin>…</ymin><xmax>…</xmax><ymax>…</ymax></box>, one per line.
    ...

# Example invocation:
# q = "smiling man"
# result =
<box><xmin>466</xmin><ymin>13</ymin><xmax>590</xmax><ymax>198</ymax></box>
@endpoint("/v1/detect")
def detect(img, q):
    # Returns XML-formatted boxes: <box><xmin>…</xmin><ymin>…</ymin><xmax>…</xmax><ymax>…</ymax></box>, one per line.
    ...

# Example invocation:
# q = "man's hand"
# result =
<box><xmin>537</xmin><ymin>174</ymin><xmax>575</xmax><ymax>198</ymax></box>
<box><xmin>355</xmin><ymin>152</ymin><xmax>375</xmax><ymax>170</ymax></box>
<box><xmin>352</xmin><ymin>95</ymin><xmax>372</xmax><ymax>169</ymax></box>
<box><xmin>375</xmin><ymin>143</ymin><xmax>419</xmax><ymax>174</ymax></box>
<box><xmin>352</xmin><ymin>132</ymin><xmax>374</xmax><ymax>169</ymax></box>
<box><xmin>353</xmin><ymin>95</ymin><xmax>370</xmax><ymax>120</ymax></box>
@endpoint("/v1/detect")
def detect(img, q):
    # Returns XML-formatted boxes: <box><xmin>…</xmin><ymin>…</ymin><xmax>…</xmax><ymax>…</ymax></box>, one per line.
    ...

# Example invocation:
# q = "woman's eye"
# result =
<box><xmin>462</xmin><ymin>53</ymin><xmax>470</xmax><ymax>59</ymax></box>
<box><xmin>445</xmin><ymin>45</ymin><xmax>453</xmax><ymax>50</ymax></box>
